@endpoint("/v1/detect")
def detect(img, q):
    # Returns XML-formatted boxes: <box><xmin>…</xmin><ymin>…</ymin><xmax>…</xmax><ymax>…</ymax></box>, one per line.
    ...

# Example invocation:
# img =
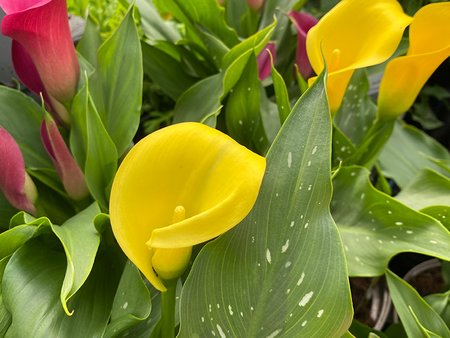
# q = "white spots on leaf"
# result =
<box><xmin>286</xmin><ymin>289</ymin><xmax>291</xmax><ymax>294</ymax></box>
<box><xmin>290</xmin><ymin>221</ymin><xmax>295</xmax><ymax>228</ymax></box>
<box><xmin>387</xmin><ymin>210</ymin><xmax>392</xmax><ymax>215</ymax></box>
<box><xmin>288</xmin><ymin>152</ymin><xmax>292</xmax><ymax>168</ymax></box>
<box><xmin>216</xmin><ymin>324</ymin><xmax>226</xmax><ymax>338</ymax></box>
<box><xmin>350</xmin><ymin>171</ymin><xmax>356</xmax><ymax>177</ymax></box>
<box><xmin>122</xmin><ymin>302</ymin><xmax>128</xmax><ymax>309</ymax></box>
<box><xmin>285</xmin><ymin>261</ymin><xmax>292</xmax><ymax>268</ymax></box>
<box><xmin>266</xmin><ymin>329</ymin><xmax>282</xmax><ymax>338</ymax></box>
<box><xmin>201</xmin><ymin>317</ymin><xmax>205</xmax><ymax>323</ymax></box>
<box><xmin>355</xmin><ymin>257</ymin><xmax>361</xmax><ymax>262</ymax></box>
<box><xmin>312</xmin><ymin>146</ymin><xmax>318</xmax><ymax>155</ymax></box>
<box><xmin>344</xmin><ymin>245</ymin><xmax>349</xmax><ymax>252</ymax></box>
<box><xmin>297</xmin><ymin>272</ymin><xmax>305</xmax><ymax>286</ymax></box>
<box><xmin>430</xmin><ymin>240</ymin><xmax>438</xmax><ymax>244</ymax></box>
<box><xmin>365</xmin><ymin>236</ymin><xmax>370</xmax><ymax>240</ymax></box>
<box><xmin>298</xmin><ymin>291</ymin><xmax>314</xmax><ymax>307</ymax></box>
<box><xmin>300</xmin><ymin>215</ymin><xmax>304</xmax><ymax>219</ymax></box>
<box><xmin>304</xmin><ymin>222</ymin><xmax>309</xmax><ymax>229</ymax></box>
<box><xmin>252</xmin><ymin>236</ymin><xmax>255</xmax><ymax>243</ymax></box>
<box><xmin>307</xmin><ymin>160</ymin><xmax>311</xmax><ymax>167</ymax></box>
<box><xmin>317</xmin><ymin>309</ymin><xmax>324</xmax><ymax>318</ymax></box>
<box><xmin>250</xmin><ymin>306</ymin><xmax>254</xmax><ymax>311</ymax></box>
<box><xmin>395</xmin><ymin>221</ymin><xmax>403</xmax><ymax>225</ymax></box>
<box><xmin>266</xmin><ymin>249</ymin><xmax>272</xmax><ymax>264</ymax></box>
<box><xmin>392</xmin><ymin>235</ymin><xmax>397</xmax><ymax>239</ymax></box>
<box><xmin>238</xmin><ymin>120</ymin><xmax>243</xmax><ymax>125</ymax></box>
<box><xmin>228</xmin><ymin>305</ymin><xmax>234</xmax><ymax>316</ymax></box>
<box><xmin>378</xmin><ymin>239</ymin><xmax>383</xmax><ymax>244</ymax></box>
<box><xmin>301</xmin><ymin>320</ymin><xmax>308</xmax><ymax>327</ymax></box>
<box><xmin>360</xmin><ymin>193</ymin><xmax>365</xmax><ymax>200</ymax></box>
<box><xmin>406</xmin><ymin>230</ymin><xmax>413</xmax><ymax>234</ymax></box>
<box><xmin>217</xmin><ymin>304</ymin><xmax>220</xmax><ymax>309</ymax></box>
<box><xmin>308</xmin><ymin>185</ymin><xmax>312</xmax><ymax>191</ymax></box>
<box><xmin>209</xmin><ymin>304</ymin><xmax>212</xmax><ymax>312</ymax></box>
<box><xmin>240</xmin><ymin>312</ymin><xmax>244</xmax><ymax>317</ymax></box>
<box><xmin>281</xmin><ymin>240</ymin><xmax>290</xmax><ymax>253</ymax></box>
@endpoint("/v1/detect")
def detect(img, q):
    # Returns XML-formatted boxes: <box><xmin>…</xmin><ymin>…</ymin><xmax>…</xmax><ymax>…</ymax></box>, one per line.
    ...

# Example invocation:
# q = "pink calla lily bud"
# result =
<box><xmin>0</xmin><ymin>127</ymin><xmax>37</xmax><ymax>214</ymax></box>
<box><xmin>248</xmin><ymin>0</ymin><xmax>264</xmax><ymax>11</ymax></box>
<box><xmin>257</xmin><ymin>42</ymin><xmax>276</xmax><ymax>80</ymax></box>
<box><xmin>0</xmin><ymin>0</ymin><xmax>79</xmax><ymax>124</ymax></box>
<box><xmin>41</xmin><ymin>115</ymin><xmax>88</xmax><ymax>201</ymax></box>
<box><xmin>288</xmin><ymin>11</ymin><xmax>318</xmax><ymax>80</ymax></box>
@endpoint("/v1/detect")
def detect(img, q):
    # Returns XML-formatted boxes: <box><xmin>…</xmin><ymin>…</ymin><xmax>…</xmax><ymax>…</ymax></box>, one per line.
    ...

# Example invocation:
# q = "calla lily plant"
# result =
<box><xmin>0</xmin><ymin>0</ymin><xmax>449</xmax><ymax>337</ymax></box>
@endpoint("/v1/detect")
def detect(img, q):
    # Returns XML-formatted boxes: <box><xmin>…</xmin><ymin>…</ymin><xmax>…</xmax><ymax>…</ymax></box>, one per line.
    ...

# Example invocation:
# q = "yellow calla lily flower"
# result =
<box><xmin>109</xmin><ymin>122</ymin><xmax>266</xmax><ymax>291</ymax></box>
<box><xmin>306</xmin><ymin>0</ymin><xmax>412</xmax><ymax>112</ymax></box>
<box><xmin>378</xmin><ymin>2</ymin><xmax>450</xmax><ymax>120</ymax></box>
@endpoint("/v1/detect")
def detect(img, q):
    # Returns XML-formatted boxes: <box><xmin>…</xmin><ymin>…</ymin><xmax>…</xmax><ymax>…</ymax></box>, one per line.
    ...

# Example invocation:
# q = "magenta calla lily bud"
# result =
<box><xmin>0</xmin><ymin>127</ymin><xmax>37</xmax><ymax>214</ymax></box>
<box><xmin>289</xmin><ymin>11</ymin><xmax>318</xmax><ymax>80</ymax></box>
<box><xmin>248</xmin><ymin>0</ymin><xmax>264</xmax><ymax>11</ymax></box>
<box><xmin>0</xmin><ymin>0</ymin><xmax>80</xmax><ymax>124</ymax></box>
<box><xmin>257</xmin><ymin>42</ymin><xmax>276</xmax><ymax>80</ymax></box>
<box><xmin>41</xmin><ymin>115</ymin><xmax>88</xmax><ymax>201</ymax></box>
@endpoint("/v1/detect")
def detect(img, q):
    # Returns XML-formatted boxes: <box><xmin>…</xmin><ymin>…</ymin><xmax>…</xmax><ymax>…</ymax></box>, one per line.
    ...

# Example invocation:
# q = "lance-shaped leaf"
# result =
<box><xmin>0</xmin><ymin>128</ymin><xmax>37</xmax><ymax>214</ymax></box>
<box><xmin>109</xmin><ymin>122</ymin><xmax>266</xmax><ymax>292</ymax></box>
<box><xmin>306</xmin><ymin>0</ymin><xmax>412</xmax><ymax>112</ymax></box>
<box><xmin>41</xmin><ymin>114</ymin><xmax>88</xmax><ymax>201</ymax></box>
<box><xmin>378</xmin><ymin>2</ymin><xmax>450</xmax><ymax>120</ymax></box>
<box><xmin>386</xmin><ymin>269</ymin><xmax>450</xmax><ymax>338</ymax></box>
<box><xmin>179</xmin><ymin>71</ymin><xmax>353</xmax><ymax>336</ymax></box>
<box><xmin>332</xmin><ymin>166</ymin><xmax>450</xmax><ymax>276</ymax></box>
<box><xmin>0</xmin><ymin>0</ymin><xmax>79</xmax><ymax>123</ymax></box>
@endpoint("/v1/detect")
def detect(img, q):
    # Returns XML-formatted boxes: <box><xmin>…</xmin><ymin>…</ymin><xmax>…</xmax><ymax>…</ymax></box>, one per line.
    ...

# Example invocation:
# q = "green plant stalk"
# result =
<box><xmin>160</xmin><ymin>280</ymin><xmax>177</xmax><ymax>338</ymax></box>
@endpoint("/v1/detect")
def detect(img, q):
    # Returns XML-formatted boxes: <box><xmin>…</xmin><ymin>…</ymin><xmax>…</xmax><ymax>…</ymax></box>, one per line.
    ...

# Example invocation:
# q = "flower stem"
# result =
<box><xmin>160</xmin><ymin>280</ymin><xmax>177</xmax><ymax>338</ymax></box>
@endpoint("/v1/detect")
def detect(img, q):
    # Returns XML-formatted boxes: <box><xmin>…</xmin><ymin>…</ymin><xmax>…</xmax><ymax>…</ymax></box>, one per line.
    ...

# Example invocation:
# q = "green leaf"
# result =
<box><xmin>51</xmin><ymin>203</ymin><xmax>102</xmax><ymax>315</ymax></box>
<box><xmin>179</xmin><ymin>71</ymin><xmax>353</xmax><ymax>336</ymax></box>
<box><xmin>0</xmin><ymin>193</ymin><xmax>17</xmax><ymax>229</ymax></box>
<box><xmin>76</xmin><ymin>16</ymin><xmax>102</xmax><ymax>69</ymax></box>
<box><xmin>378</xmin><ymin>121</ymin><xmax>450</xmax><ymax>188</ymax></box>
<box><xmin>142</xmin><ymin>42</ymin><xmax>197</xmax><ymax>100</ymax></box>
<box><xmin>90</xmin><ymin>5</ymin><xmax>143</xmax><ymax>157</ymax></box>
<box><xmin>0</xmin><ymin>257</ymin><xmax>11</xmax><ymax>337</ymax></box>
<box><xmin>225</xmin><ymin>55</ymin><xmax>268</xmax><ymax>154</ymax></box>
<box><xmin>386</xmin><ymin>269</ymin><xmax>450</xmax><ymax>338</ymax></box>
<box><xmin>334</xmin><ymin>69</ymin><xmax>377</xmax><ymax>147</ymax></box>
<box><xmin>154</xmin><ymin>0</ymin><xmax>239</xmax><ymax>48</ymax></box>
<box><xmin>135</xmin><ymin>0</ymin><xmax>181</xmax><ymax>42</ymax></box>
<box><xmin>425</xmin><ymin>291</ymin><xmax>450</xmax><ymax>325</ymax></box>
<box><xmin>104</xmin><ymin>261</ymin><xmax>152</xmax><ymax>337</ymax></box>
<box><xmin>71</xmin><ymin>79</ymin><xmax>118</xmax><ymax>210</ymax></box>
<box><xmin>395</xmin><ymin>169</ymin><xmax>450</xmax><ymax>211</ymax></box>
<box><xmin>332</xmin><ymin>166</ymin><xmax>450</xmax><ymax>276</ymax></box>
<box><xmin>2</xmin><ymin>237</ymin><xmax>125</xmax><ymax>337</ymax></box>
<box><xmin>271</xmin><ymin>54</ymin><xmax>291</xmax><ymax>124</ymax></box>
<box><xmin>422</xmin><ymin>206</ymin><xmax>450</xmax><ymax>231</ymax></box>
<box><xmin>172</xmin><ymin>73</ymin><xmax>224</xmax><ymax>124</ymax></box>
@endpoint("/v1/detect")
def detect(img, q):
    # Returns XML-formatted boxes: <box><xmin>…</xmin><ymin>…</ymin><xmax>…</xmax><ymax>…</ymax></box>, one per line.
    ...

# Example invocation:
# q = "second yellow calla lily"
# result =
<box><xmin>109</xmin><ymin>122</ymin><xmax>266</xmax><ymax>291</ymax></box>
<box><xmin>306</xmin><ymin>0</ymin><xmax>412</xmax><ymax>112</ymax></box>
<box><xmin>377</xmin><ymin>2</ymin><xmax>450</xmax><ymax>120</ymax></box>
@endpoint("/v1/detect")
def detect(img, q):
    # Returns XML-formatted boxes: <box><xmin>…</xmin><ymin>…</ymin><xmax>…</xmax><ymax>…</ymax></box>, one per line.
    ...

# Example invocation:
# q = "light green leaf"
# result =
<box><xmin>225</xmin><ymin>55</ymin><xmax>267</xmax><ymax>154</ymax></box>
<box><xmin>0</xmin><ymin>256</ymin><xmax>11</xmax><ymax>337</ymax></box>
<box><xmin>386</xmin><ymin>269</ymin><xmax>450</xmax><ymax>338</ymax></box>
<box><xmin>378</xmin><ymin>121</ymin><xmax>450</xmax><ymax>188</ymax></box>
<box><xmin>51</xmin><ymin>203</ymin><xmax>102</xmax><ymax>315</ymax></box>
<box><xmin>179</xmin><ymin>71</ymin><xmax>353</xmax><ymax>336</ymax></box>
<box><xmin>425</xmin><ymin>291</ymin><xmax>450</xmax><ymax>325</ymax></box>
<box><xmin>422</xmin><ymin>206</ymin><xmax>450</xmax><ymax>230</ymax></box>
<box><xmin>104</xmin><ymin>261</ymin><xmax>152</xmax><ymax>337</ymax></box>
<box><xmin>395</xmin><ymin>169</ymin><xmax>450</xmax><ymax>211</ymax></box>
<box><xmin>90</xmin><ymin>5</ymin><xmax>143</xmax><ymax>157</ymax></box>
<box><xmin>332</xmin><ymin>166</ymin><xmax>450</xmax><ymax>276</ymax></box>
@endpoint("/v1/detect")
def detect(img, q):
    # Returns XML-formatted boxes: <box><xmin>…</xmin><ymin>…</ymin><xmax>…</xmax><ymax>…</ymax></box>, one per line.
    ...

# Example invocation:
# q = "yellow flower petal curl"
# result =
<box><xmin>378</xmin><ymin>2</ymin><xmax>450</xmax><ymax>120</ymax></box>
<box><xmin>306</xmin><ymin>0</ymin><xmax>412</xmax><ymax>112</ymax></box>
<box><xmin>109</xmin><ymin>122</ymin><xmax>266</xmax><ymax>291</ymax></box>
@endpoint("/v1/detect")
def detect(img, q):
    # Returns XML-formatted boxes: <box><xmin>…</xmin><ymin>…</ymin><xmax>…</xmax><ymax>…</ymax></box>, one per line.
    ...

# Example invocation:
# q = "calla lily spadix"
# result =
<box><xmin>110</xmin><ymin>122</ymin><xmax>266</xmax><ymax>291</ymax></box>
<box><xmin>377</xmin><ymin>2</ymin><xmax>450</xmax><ymax>120</ymax></box>
<box><xmin>0</xmin><ymin>0</ymin><xmax>79</xmax><ymax>124</ymax></box>
<box><xmin>306</xmin><ymin>0</ymin><xmax>412</xmax><ymax>112</ymax></box>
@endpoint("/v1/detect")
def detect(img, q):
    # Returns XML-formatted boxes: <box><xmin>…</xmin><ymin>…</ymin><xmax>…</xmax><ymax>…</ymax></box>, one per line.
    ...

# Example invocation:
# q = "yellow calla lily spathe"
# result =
<box><xmin>377</xmin><ymin>2</ymin><xmax>450</xmax><ymax>120</ymax></box>
<box><xmin>306</xmin><ymin>0</ymin><xmax>412</xmax><ymax>112</ymax></box>
<box><xmin>109</xmin><ymin>122</ymin><xmax>266</xmax><ymax>291</ymax></box>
